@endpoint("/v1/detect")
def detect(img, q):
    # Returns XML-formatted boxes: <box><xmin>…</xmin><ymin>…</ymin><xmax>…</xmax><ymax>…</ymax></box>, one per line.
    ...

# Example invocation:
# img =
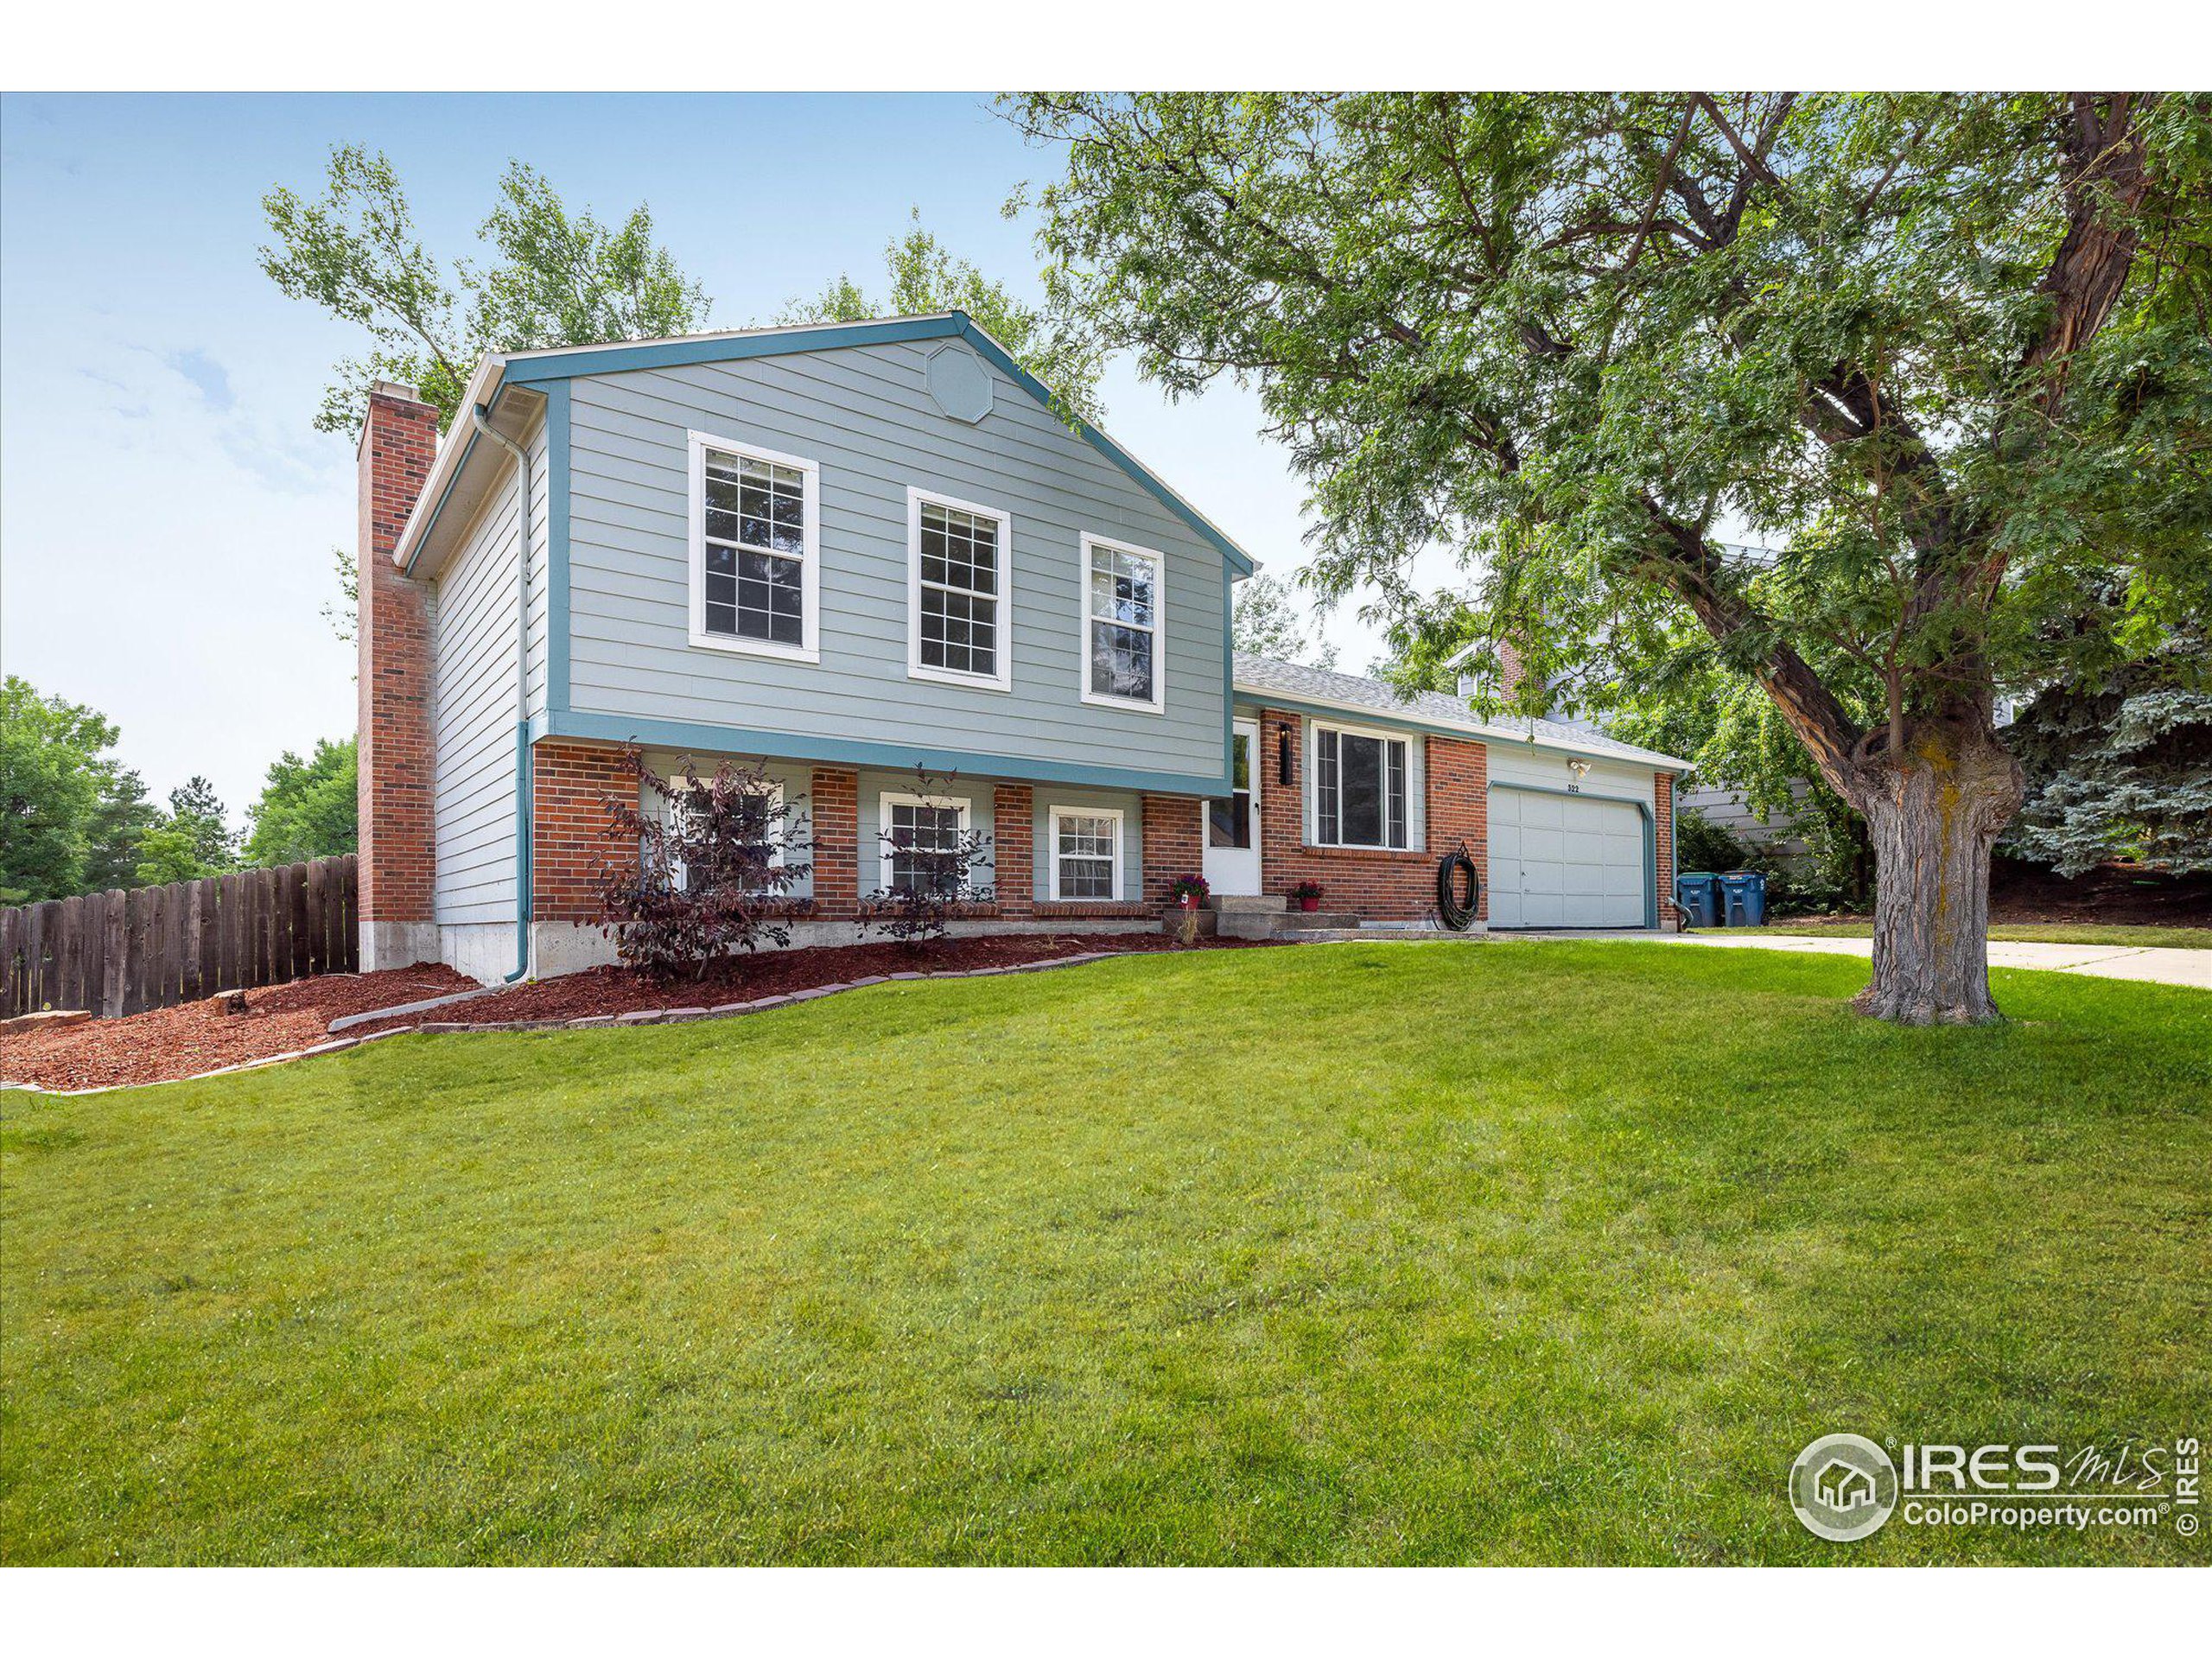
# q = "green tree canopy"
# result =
<box><xmin>1010</xmin><ymin>92</ymin><xmax>2212</xmax><ymax>1021</ymax></box>
<box><xmin>1231</xmin><ymin>574</ymin><xmax>1338</xmax><ymax>669</ymax></box>
<box><xmin>133</xmin><ymin>777</ymin><xmax>235</xmax><ymax>887</ymax></box>
<box><xmin>0</xmin><ymin>678</ymin><xmax>155</xmax><ymax>905</ymax></box>
<box><xmin>243</xmin><ymin>738</ymin><xmax>359</xmax><ymax>868</ymax></box>
<box><xmin>778</xmin><ymin>212</ymin><xmax>1107</xmax><ymax>423</ymax></box>
<box><xmin>262</xmin><ymin>147</ymin><xmax>711</xmax><ymax>433</ymax></box>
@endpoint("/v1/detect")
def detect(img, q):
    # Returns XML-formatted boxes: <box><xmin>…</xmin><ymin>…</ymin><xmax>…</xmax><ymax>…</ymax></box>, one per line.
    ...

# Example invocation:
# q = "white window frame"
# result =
<box><xmin>877</xmin><ymin>789</ymin><xmax>974</xmax><ymax>893</ymax></box>
<box><xmin>1309</xmin><ymin>720</ymin><xmax>1412</xmax><ymax>851</ymax></box>
<box><xmin>687</xmin><ymin>429</ymin><xmax>822</xmax><ymax>664</ymax></box>
<box><xmin>906</xmin><ymin>487</ymin><xmax>1014</xmax><ymax>692</ymax></box>
<box><xmin>1046</xmin><ymin>804</ymin><xmax>1125</xmax><ymax>902</ymax></box>
<box><xmin>664</xmin><ymin>776</ymin><xmax>785</xmax><ymax>891</ymax></box>
<box><xmin>1077</xmin><ymin>532</ymin><xmax>1166</xmax><ymax>715</ymax></box>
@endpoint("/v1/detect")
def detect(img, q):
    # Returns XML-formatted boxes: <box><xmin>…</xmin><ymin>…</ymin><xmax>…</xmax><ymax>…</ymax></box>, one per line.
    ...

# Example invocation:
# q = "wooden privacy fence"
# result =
<box><xmin>0</xmin><ymin>855</ymin><xmax>357</xmax><ymax>1020</ymax></box>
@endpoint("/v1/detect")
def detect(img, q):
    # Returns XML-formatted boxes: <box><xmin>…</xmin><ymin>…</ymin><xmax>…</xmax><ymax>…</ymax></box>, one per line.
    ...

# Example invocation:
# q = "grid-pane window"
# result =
<box><xmin>702</xmin><ymin>450</ymin><xmax>806</xmax><ymax>647</ymax></box>
<box><xmin>1317</xmin><ymin>728</ymin><xmax>1407</xmax><ymax>849</ymax></box>
<box><xmin>887</xmin><ymin>800</ymin><xmax>965</xmax><ymax>893</ymax></box>
<box><xmin>1086</xmin><ymin>541</ymin><xmax>1159</xmax><ymax>705</ymax></box>
<box><xmin>667</xmin><ymin>784</ymin><xmax>781</xmax><ymax>893</ymax></box>
<box><xmin>917</xmin><ymin>500</ymin><xmax>1001</xmax><ymax>680</ymax></box>
<box><xmin>1053</xmin><ymin>811</ymin><xmax>1119</xmax><ymax>899</ymax></box>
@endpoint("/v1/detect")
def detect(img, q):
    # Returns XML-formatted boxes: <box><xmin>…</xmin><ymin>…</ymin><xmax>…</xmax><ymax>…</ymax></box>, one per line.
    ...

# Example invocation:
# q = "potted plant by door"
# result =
<box><xmin>1288</xmin><ymin>880</ymin><xmax>1325</xmax><ymax>913</ymax></box>
<box><xmin>1167</xmin><ymin>873</ymin><xmax>1210</xmax><ymax>944</ymax></box>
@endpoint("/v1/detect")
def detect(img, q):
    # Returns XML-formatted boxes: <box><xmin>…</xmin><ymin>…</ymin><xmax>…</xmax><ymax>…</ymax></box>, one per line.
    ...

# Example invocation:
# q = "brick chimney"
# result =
<box><xmin>355</xmin><ymin>381</ymin><xmax>442</xmax><ymax>970</ymax></box>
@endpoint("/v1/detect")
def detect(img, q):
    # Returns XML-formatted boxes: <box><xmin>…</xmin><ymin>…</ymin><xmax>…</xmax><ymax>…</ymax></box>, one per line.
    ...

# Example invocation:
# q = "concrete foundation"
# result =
<box><xmin>360</xmin><ymin>921</ymin><xmax>441</xmax><ymax>974</ymax></box>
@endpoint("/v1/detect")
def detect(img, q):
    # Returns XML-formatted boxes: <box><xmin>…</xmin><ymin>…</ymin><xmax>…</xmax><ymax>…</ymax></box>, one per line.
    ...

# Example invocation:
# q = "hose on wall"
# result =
<box><xmin>1436</xmin><ymin>843</ymin><xmax>1480</xmax><ymax>931</ymax></box>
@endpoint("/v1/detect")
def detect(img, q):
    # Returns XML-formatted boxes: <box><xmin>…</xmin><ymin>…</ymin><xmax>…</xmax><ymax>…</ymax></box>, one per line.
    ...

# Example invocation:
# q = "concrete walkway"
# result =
<box><xmin>1539</xmin><ymin>930</ymin><xmax>2212</xmax><ymax>991</ymax></box>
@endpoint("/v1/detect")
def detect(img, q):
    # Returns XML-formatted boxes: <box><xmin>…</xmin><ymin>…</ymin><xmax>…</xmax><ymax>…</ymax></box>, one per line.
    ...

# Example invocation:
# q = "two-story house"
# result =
<box><xmin>355</xmin><ymin>312</ymin><xmax>1688</xmax><ymax>982</ymax></box>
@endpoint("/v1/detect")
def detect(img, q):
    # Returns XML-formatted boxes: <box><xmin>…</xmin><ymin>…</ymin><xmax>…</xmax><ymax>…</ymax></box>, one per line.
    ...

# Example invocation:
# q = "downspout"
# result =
<box><xmin>470</xmin><ymin>397</ymin><xmax>535</xmax><ymax>983</ymax></box>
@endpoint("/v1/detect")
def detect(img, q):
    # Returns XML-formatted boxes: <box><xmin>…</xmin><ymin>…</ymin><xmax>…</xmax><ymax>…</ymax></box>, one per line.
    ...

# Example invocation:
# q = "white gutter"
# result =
<box><xmin>391</xmin><ymin>353</ymin><xmax>509</xmax><ymax>575</ymax></box>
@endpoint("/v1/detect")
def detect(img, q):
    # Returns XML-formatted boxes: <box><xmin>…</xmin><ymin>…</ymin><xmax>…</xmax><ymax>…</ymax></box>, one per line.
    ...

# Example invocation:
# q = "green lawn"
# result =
<box><xmin>4</xmin><ymin>943</ymin><xmax>2208</xmax><ymax>1565</ymax></box>
<box><xmin>1708</xmin><ymin>919</ymin><xmax>2212</xmax><ymax>950</ymax></box>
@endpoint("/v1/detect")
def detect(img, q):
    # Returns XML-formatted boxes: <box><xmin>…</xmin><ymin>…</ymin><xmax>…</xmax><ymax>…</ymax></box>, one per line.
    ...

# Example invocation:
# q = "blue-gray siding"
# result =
<box><xmin>432</xmin><ymin>413</ymin><xmax>547</xmax><ymax>926</ymax></box>
<box><xmin>561</xmin><ymin>340</ymin><xmax>1230</xmax><ymax>787</ymax></box>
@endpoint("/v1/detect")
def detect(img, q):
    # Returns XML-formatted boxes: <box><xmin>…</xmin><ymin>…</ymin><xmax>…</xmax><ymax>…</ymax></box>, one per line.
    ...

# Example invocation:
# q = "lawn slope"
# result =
<box><xmin>4</xmin><ymin>943</ymin><xmax>2208</xmax><ymax>1564</ymax></box>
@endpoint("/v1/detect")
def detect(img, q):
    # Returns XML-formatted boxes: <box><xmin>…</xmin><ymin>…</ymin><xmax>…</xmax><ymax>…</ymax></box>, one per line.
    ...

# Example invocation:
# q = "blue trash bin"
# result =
<box><xmin>1719</xmin><ymin>870</ymin><xmax>1768</xmax><ymax>926</ymax></box>
<box><xmin>1675</xmin><ymin>873</ymin><xmax>1722</xmax><ymax>928</ymax></box>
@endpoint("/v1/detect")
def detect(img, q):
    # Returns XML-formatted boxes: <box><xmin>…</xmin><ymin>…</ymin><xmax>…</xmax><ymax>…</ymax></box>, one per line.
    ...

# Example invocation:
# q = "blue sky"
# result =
<box><xmin>1</xmin><ymin>92</ymin><xmax>1407</xmax><ymax>824</ymax></box>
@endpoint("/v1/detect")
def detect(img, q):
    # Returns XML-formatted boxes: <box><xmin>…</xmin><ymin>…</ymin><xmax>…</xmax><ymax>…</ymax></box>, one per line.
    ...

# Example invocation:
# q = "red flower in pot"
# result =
<box><xmin>1288</xmin><ymin>880</ymin><xmax>1324</xmax><ymax>913</ymax></box>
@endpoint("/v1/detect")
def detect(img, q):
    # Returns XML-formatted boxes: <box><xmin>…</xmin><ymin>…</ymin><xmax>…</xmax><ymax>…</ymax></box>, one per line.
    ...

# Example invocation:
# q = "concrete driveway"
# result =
<box><xmin>1550</xmin><ymin>930</ymin><xmax>2212</xmax><ymax>991</ymax></box>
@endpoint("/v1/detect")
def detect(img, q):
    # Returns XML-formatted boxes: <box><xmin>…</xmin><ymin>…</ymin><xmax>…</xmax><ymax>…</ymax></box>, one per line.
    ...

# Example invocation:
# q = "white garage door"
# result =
<box><xmin>1489</xmin><ymin>787</ymin><xmax>1647</xmax><ymax>928</ymax></box>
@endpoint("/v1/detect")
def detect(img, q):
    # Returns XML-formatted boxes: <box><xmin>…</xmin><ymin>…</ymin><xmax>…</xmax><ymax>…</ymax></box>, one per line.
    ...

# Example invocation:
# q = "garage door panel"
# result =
<box><xmin>1490</xmin><ymin>787</ymin><xmax>1647</xmax><ymax>929</ymax></box>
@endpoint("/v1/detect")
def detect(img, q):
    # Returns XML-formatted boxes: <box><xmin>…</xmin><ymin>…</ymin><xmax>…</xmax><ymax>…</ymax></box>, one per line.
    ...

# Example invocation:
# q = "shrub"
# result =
<box><xmin>1674</xmin><ymin>807</ymin><xmax>1750</xmax><ymax>874</ymax></box>
<box><xmin>596</xmin><ymin>750</ymin><xmax>812</xmax><ymax>982</ymax></box>
<box><xmin>858</xmin><ymin>768</ymin><xmax>994</xmax><ymax>947</ymax></box>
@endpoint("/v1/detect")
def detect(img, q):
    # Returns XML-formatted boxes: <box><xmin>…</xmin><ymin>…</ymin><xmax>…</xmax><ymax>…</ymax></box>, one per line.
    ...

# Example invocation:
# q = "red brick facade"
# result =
<box><xmin>1248</xmin><ymin>709</ymin><xmax>1490</xmax><ymax>922</ymax></box>
<box><xmin>530</xmin><ymin>740</ymin><xmax>632</xmax><ymax>921</ymax></box>
<box><xmin>810</xmin><ymin>767</ymin><xmax>861</xmax><ymax>918</ymax></box>
<box><xmin>1141</xmin><ymin>794</ymin><xmax>1205</xmax><ymax>906</ymax></box>
<box><xmin>355</xmin><ymin>383</ymin><xmax>441</xmax><ymax>940</ymax></box>
<box><xmin>1654</xmin><ymin>770</ymin><xmax>1675</xmax><ymax>899</ymax></box>
<box><xmin>993</xmin><ymin>784</ymin><xmax>1034</xmax><ymax>917</ymax></box>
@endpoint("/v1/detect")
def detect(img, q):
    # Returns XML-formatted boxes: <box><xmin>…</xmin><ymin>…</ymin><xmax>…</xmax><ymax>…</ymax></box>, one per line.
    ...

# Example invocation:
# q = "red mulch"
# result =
<box><xmin>0</xmin><ymin>964</ymin><xmax>475</xmax><ymax>1093</ymax></box>
<box><xmin>346</xmin><ymin>931</ymin><xmax>1267</xmax><ymax>1035</ymax></box>
<box><xmin>2</xmin><ymin>934</ymin><xmax>1262</xmax><ymax>1092</ymax></box>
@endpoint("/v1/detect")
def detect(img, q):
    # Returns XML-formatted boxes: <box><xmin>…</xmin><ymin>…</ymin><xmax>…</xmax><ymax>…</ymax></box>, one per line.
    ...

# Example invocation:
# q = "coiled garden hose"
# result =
<box><xmin>1436</xmin><ymin>843</ymin><xmax>1480</xmax><ymax>931</ymax></box>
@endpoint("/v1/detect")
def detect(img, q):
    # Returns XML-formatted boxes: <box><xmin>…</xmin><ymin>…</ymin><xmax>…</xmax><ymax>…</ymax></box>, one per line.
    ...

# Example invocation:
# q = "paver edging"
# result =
<box><xmin>1</xmin><ymin>947</ymin><xmax>1167</xmax><ymax>1096</ymax></box>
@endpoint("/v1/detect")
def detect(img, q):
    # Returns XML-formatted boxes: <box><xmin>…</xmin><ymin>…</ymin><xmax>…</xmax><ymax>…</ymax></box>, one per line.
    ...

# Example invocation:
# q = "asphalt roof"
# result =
<box><xmin>1231</xmin><ymin>654</ymin><xmax>1693</xmax><ymax>770</ymax></box>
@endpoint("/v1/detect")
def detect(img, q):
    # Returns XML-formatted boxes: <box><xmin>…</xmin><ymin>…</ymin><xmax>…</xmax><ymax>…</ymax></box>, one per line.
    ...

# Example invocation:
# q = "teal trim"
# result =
<box><xmin>1221</xmin><ymin>602</ymin><xmax>1236</xmax><ymax>785</ymax></box>
<box><xmin>545</xmin><ymin>379</ymin><xmax>571</xmax><ymax>715</ymax></box>
<box><xmin>494</xmin><ymin>312</ymin><xmax>1258</xmax><ymax>581</ymax></box>
<box><xmin>499</xmin><ymin>315</ymin><xmax>966</xmax><ymax>384</ymax></box>
<box><xmin>1487</xmin><ymin>780</ymin><xmax>1659</xmax><ymax>931</ymax></box>
<box><xmin>950</xmin><ymin>318</ymin><xmax>1257</xmax><ymax>580</ymax></box>
<box><xmin>543</xmin><ymin>710</ymin><xmax>1229</xmax><ymax>797</ymax></box>
<box><xmin>508</xmin><ymin>721</ymin><xmax>534</xmax><ymax>981</ymax></box>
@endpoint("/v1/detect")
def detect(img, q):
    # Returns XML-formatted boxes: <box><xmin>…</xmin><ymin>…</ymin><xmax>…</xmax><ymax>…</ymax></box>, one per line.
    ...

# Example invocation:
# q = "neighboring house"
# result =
<box><xmin>355</xmin><ymin>312</ymin><xmax>1690</xmax><ymax>982</ymax></box>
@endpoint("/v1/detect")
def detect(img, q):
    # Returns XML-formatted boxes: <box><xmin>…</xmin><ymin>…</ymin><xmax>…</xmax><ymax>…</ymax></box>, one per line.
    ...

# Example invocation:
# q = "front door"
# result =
<box><xmin>1204</xmin><ymin>718</ymin><xmax>1262</xmax><ymax>895</ymax></box>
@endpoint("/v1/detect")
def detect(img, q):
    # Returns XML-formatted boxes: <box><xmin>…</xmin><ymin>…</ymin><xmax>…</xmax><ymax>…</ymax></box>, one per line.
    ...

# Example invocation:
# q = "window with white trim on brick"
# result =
<box><xmin>1314</xmin><ymin>724</ymin><xmax>1409</xmax><ymax>849</ymax></box>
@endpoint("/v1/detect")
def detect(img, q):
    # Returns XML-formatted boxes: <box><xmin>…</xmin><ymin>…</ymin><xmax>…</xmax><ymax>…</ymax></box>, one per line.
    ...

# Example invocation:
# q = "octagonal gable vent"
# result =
<box><xmin>925</xmin><ymin>344</ymin><xmax>994</xmax><ymax>424</ymax></box>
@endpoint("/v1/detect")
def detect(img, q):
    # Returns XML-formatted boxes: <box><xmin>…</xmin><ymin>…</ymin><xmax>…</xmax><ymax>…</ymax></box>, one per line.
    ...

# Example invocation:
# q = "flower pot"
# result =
<box><xmin>1298</xmin><ymin>896</ymin><xmax>1320</xmax><ymax>912</ymax></box>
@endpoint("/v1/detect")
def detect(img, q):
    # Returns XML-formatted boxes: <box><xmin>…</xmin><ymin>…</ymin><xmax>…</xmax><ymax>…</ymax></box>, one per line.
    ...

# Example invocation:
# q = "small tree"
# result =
<box><xmin>598</xmin><ymin>752</ymin><xmax>811</xmax><ymax>982</ymax></box>
<box><xmin>859</xmin><ymin>769</ymin><xmax>995</xmax><ymax>946</ymax></box>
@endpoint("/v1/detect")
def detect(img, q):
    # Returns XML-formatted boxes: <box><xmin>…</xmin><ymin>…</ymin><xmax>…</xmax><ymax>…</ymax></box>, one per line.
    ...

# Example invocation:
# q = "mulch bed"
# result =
<box><xmin>345</xmin><ymin>931</ymin><xmax>1267</xmax><ymax>1035</ymax></box>
<box><xmin>2</xmin><ymin>933</ymin><xmax>1263</xmax><ymax>1093</ymax></box>
<box><xmin>0</xmin><ymin>964</ymin><xmax>476</xmax><ymax>1094</ymax></box>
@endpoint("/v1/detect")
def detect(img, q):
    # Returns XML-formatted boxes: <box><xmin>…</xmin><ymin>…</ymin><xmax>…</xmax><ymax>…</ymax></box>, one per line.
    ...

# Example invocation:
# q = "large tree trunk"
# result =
<box><xmin>1844</xmin><ymin>719</ymin><xmax>2026</xmax><ymax>1025</ymax></box>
